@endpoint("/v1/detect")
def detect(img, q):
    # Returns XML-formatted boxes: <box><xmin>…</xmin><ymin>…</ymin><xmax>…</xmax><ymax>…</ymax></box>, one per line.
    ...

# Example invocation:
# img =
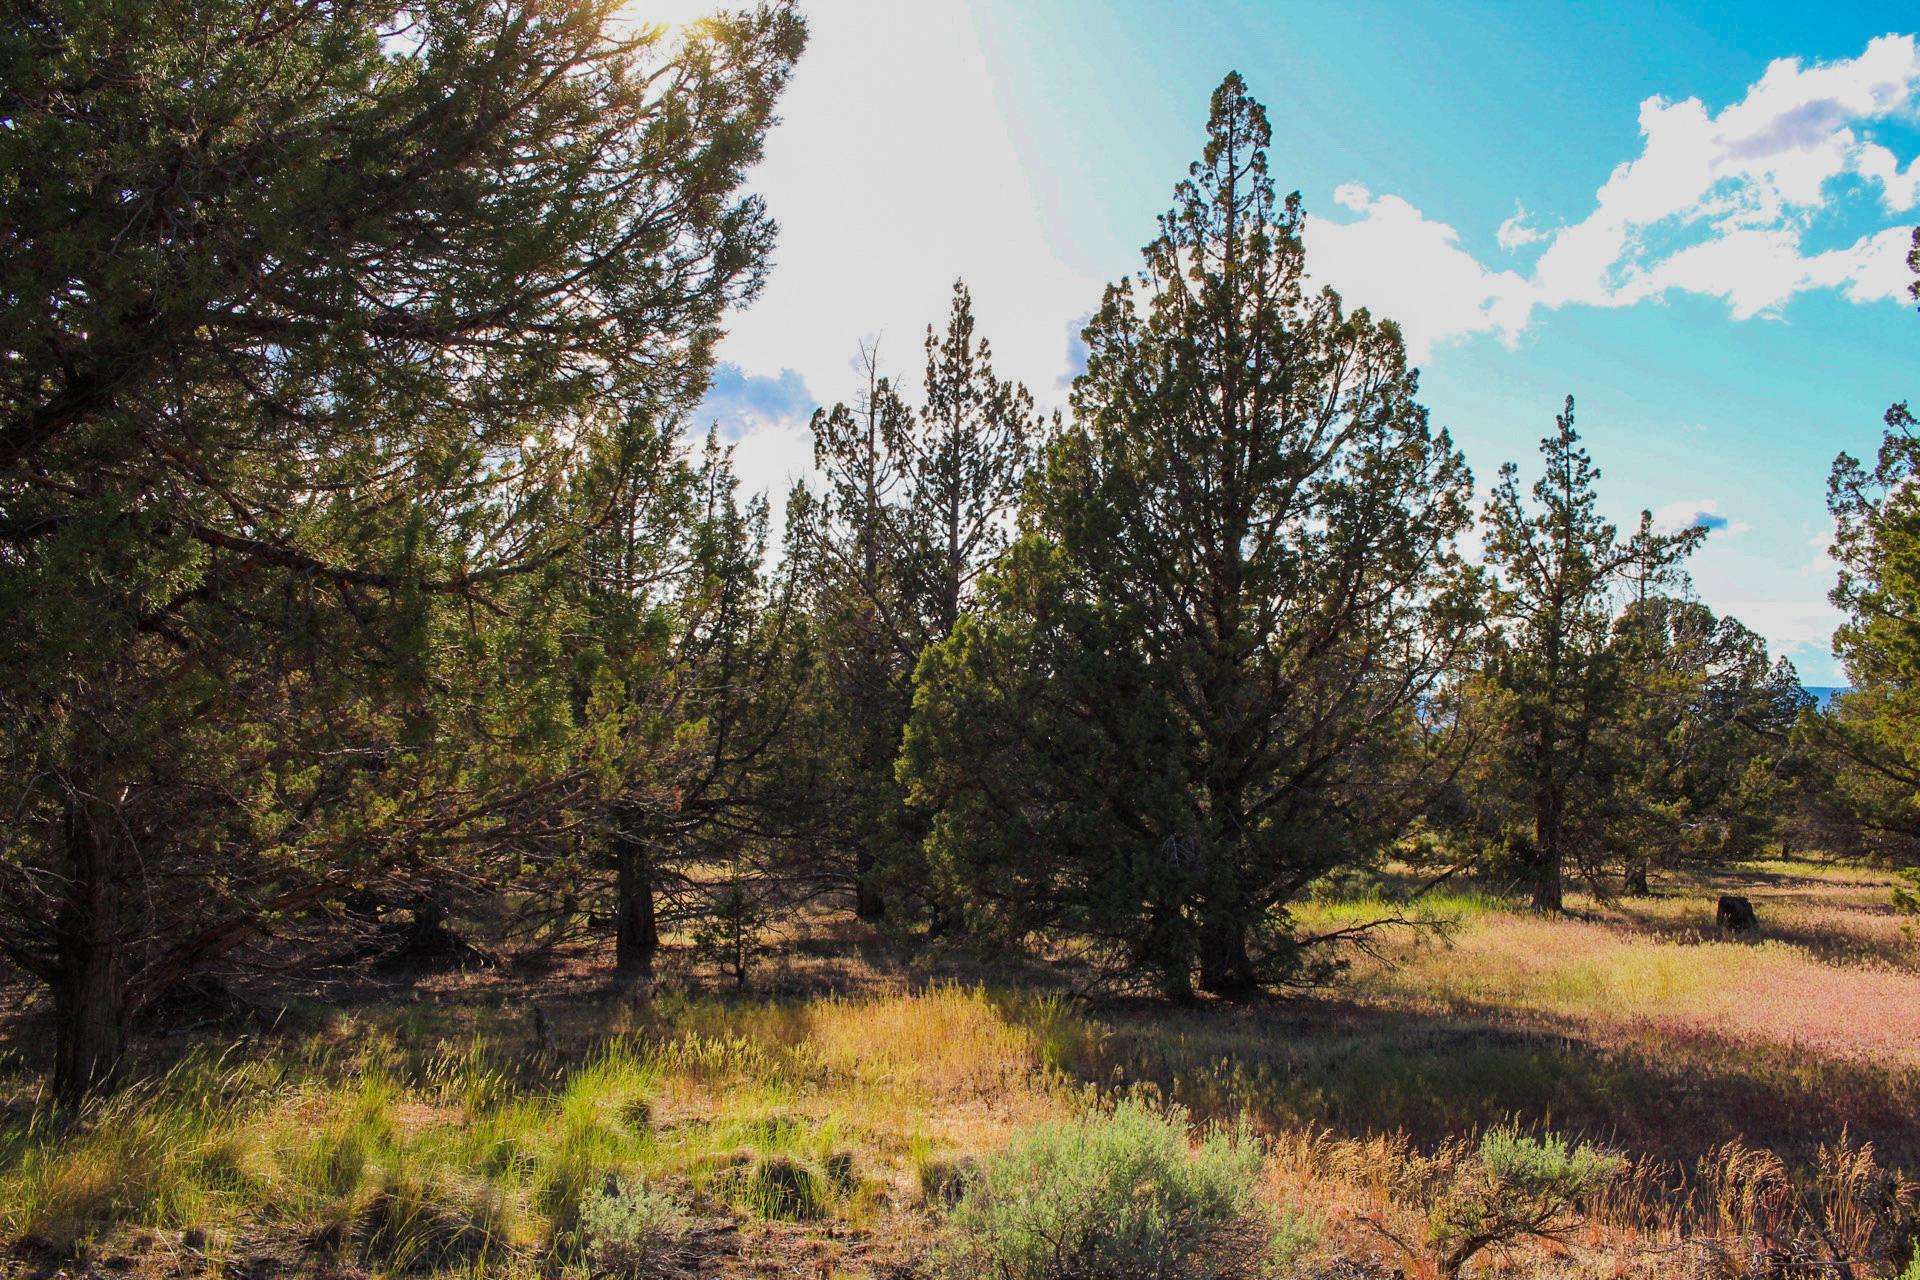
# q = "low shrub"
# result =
<box><xmin>579</xmin><ymin>1181</ymin><xmax>687</xmax><ymax>1279</ymax></box>
<box><xmin>1375</xmin><ymin>1127</ymin><xmax>1622</xmax><ymax>1279</ymax></box>
<box><xmin>942</xmin><ymin>1098</ymin><xmax>1274</xmax><ymax>1280</ymax></box>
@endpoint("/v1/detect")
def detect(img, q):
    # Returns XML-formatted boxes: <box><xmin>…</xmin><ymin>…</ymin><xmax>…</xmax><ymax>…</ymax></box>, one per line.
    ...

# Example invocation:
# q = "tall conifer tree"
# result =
<box><xmin>905</xmin><ymin>75</ymin><xmax>1478</xmax><ymax>996</ymax></box>
<box><xmin>1479</xmin><ymin>399</ymin><xmax>1702</xmax><ymax>910</ymax></box>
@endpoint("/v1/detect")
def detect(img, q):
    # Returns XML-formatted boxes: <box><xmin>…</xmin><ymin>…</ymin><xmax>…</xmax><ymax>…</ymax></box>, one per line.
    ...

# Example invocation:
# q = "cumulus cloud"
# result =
<box><xmin>1308</xmin><ymin>34</ymin><xmax>1920</xmax><ymax>357</ymax></box>
<box><xmin>1496</xmin><ymin>202</ymin><xmax>1546</xmax><ymax>252</ymax></box>
<box><xmin>1305</xmin><ymin>187</ymin><xmax>1534</xmax><ymax>360</ymax></box>
<box><xmin>1651</xmin><ymin>498</ymin><xmax>1749</xmax><ymax>536</ymax></box>
<box><xmin>712</xmin><ymin>418</ymin><xmax>819</xmax><ymax>513</ymax></box>
<box><xmin>717</xmin><ymin>0</ymin><xmax>1098</xmax><ymax>411</ymax></box>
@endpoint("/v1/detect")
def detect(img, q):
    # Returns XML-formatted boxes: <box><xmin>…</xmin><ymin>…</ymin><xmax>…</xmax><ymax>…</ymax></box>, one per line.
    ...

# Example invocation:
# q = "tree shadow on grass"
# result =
<box><xmin>1011</xmin><ymin>994</ymin><xmax>1920</xmax><ymax>1172</ymax></box>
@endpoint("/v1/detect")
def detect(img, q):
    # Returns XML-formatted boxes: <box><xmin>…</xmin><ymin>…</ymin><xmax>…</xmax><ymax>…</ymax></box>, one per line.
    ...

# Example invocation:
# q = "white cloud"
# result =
<box><xmin>1305</xmin><ymin>187</ymin><xmax>1535</xmax><ymax>361</ymax></box>
<box><xmin>1309</xmin><ymin>34</ymin><xmax>1920</xmax><ymax>354</ymax></box>
<box><xmin>1649</xmin><ymin>498</ymin><xmax>1750</xmax><ymax>536</ymax></box>
<box><xmin>1496</xmin><ymin>201</ymin><xmax>1545</xmax><ymax>252</ymax></box>
<box><xmin>703</xmin><ymin>418</ymin><xmax>819</xmax><ymax>515</ymax></box>
<box><xmin>1856</xmin><ymin>141</ymin><xmax>1920</xmax><ymax>209</ymax></box>
<box><xmin>1715</xmin><ymin>595</ymin><xmax>1844</xmax><ymax>668</ymax></box>
<box><xmin>1624</xmin><ymin>223</ymin><xmax>1913</xmax><ymax>318</ymax></box>
<box><xmin>718</xmin><ymin>0</ymin><xmax>1094</xmax><ymax>419</ymax></box>
<box><xmin>695</xmin><ymin>0</ymin><xmax>1101</xmax><ymax>512</ymax></box>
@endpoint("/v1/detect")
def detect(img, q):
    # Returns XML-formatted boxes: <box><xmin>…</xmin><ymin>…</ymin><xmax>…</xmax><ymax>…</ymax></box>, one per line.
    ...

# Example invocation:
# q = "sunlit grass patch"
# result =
<box><xmin>806</xmin><ymin>984</ymin><xmax>1039</xmax><ymax>1093</ymax></box>
<box><xmin>0</xmin><ymin>1050</ymin><xmax>288</xmax><ymax>1252</ymax></box>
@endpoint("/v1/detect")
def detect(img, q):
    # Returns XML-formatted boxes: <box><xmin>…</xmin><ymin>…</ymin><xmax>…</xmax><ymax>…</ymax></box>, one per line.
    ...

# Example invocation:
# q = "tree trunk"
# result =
<box><xmin>1531</xmin><ymin>788</ymin><xmax>1565</xmax><ymax>913</ymax></box>
<box><xmin>1197</xmin><ymin>896</ymin><xmax>1257</xmax><ymax>997</ymax></box>
<box><xmin>854</xmin><ymin>843</ymin><xmax>885</xmax><ymax>922</ymax></box>
<box><xmin>1623</xmin><ymin>857</ymin><xmax>1650</xmax><ymax>896</ymax></box>
<box><xmin>53</xmin><ymin>805</ymin><xmax>131</xmax><ymax>1107</ymax></box>
<box><xmin>613</xmin><ymin>826</ymin><xmax>659</xmax><ymax>977</ymax></box>
<box><xmin>1530</xmin><ymin>849</ymin><xmax>1564</xmax><ymax>912</ymax></box>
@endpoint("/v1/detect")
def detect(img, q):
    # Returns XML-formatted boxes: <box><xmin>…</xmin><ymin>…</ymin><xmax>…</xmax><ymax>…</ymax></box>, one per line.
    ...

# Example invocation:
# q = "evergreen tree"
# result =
<box><xmin>1784</xmin><ymin>225</ymin><xmax>1920</xmax><ymax>873</ymax></box>
<box><xmin>799</xmin><ymin>282</ymin><xmax>1043</xmax><ymax>922</ymax></box>
<box><xmin>1811</xmin><ymin>407</ymin><xmax>1920</xmax><ymax>863</ymax></box>
<box><xmin>797</xmin><ymin>346</ymin><xmax>916</xmax><ymax>920</ymax></box>
<box><xmin>1479</xmin><ymin>399</ymin><xmax>1703</xmax><ymax>911</ymax></box>
<box><xmin>569</xmin><ymin>415</ymin><xmax>702</xmax><ymax>976</ymax></box>
<box><xmin>904</xmin><ymin>75</ymin><xmax>1479</xmax><ymax>997</ymax></box>
<box><xmin>0</xmin><ymin>0</ymin><xmax>803</xmax><ymax>1101</ymax></box>
<box><xmin>1603</xmin><ymin>599</ymin><xmax>1809</xmax><ymax>893</ymax></box>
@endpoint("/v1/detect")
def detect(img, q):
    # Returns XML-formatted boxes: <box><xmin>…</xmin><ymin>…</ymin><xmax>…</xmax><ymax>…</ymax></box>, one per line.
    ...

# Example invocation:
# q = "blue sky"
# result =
<box><xmin>678</xmin><ymin>0</ymin><xmax>1920</xmax><ymax>685</ymax></box>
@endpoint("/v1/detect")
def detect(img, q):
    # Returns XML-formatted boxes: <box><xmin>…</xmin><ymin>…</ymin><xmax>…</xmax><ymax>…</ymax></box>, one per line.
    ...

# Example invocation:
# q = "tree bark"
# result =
<box><xmin>1530</xmin><ymin>849</ymin><xmax>1564</xmax><ymax>912</ymax></box>
<box><xmin>1531</xmin><ymin>727</ymin><xmax>1566</xmax><ymax>912</ymax></box>
<box><xmin>613</xmin><ymin>822</ymin><xmax>659</xmax><ymax>977</ymax></box>
<box><xmin>53</xmin><ymin>803</ymin><xmax>131</xmax><ymax>1107</ymax></box>
<box><xmin>1623</xmin><ymin>857</ymin><xmax>1650</xmax><ymax>896</ymax></box>
<box><xmin>854</xmin><ymin>843</ymin><xmax>885</xmax><ymax>922</ymax></box>
<box><xmin>1197</xmin><ymin>869</ymin><xmax>1257</xmax><ymax>997</ymax></box>
<box><xmin>1197</xmin><ymin>918</ymin><xmax>1257</xmax><ymax>997</ymax></box>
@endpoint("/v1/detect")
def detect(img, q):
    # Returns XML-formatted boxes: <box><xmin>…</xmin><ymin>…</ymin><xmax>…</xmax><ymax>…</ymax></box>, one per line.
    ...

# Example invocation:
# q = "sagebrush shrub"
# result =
<box><xmin>1424</xmin><ymin>1128</ymin><xmax>1623</xmax><ymax>1278</ymax></box>
<box><xmin>579</xmin><ymin>1182</ymin><xmax>687</xmax><ymax>1279</ymax></box>
<box><xmin>942</xmin><ymin>1099</ymin><xmax>1275</xmax><ymax>1280</ymax></box>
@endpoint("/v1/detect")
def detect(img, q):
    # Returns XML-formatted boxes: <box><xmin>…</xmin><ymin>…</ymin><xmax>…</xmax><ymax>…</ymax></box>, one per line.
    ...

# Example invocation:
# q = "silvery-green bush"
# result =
<box><xmin>579</xmin><ymin>1182</ymin><xmax>687</xmax><ymax>1279</ymax></box>
<box><xmin>943</xmin><ymin>1099</ymin><xmax>1281</xmax><ymax>1280</ymax></box>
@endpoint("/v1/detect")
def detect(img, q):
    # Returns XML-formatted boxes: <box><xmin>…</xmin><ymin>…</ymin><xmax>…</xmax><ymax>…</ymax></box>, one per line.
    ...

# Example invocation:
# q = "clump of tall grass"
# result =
<box><xmin>808</xmin><ymin>984</ymin><xmax>1040</xmax><ymax>1093</ymax></box>
<box><xmin>732</xmin><ymin>1152</ymin><xmax>830</xmax><ymax>1221</ymax></box>
<box><xmin>1684</xmin><ymin>1134</ymin><xmax>1920</xmax><ymax>1277</ymax></box>
<box><xmin>0</xmin><ymin>1034</ymin><xmax>670</xmax><ymax>1266</ymax></box>
<box><xmin>351</xmin><ymin>1164</ymin><xmax>520</xmax><ymax>1272</ymax></box>
<box><xmin>0</xmin><ymin>1050</ymin><xmax>284</xmax><ymax>1252</ymax></box>
<box><xmin>940</xmin><ymin>1098</ymin><xmax>1284</xmax><ymax>1280</ymax></box>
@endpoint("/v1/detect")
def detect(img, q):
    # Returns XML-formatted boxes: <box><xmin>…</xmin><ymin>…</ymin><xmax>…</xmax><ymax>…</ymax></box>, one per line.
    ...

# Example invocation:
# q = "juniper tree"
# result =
<box><xmin>1603</xmin><ymin>599</ymin><xmax>1809</xmax><ymax>893</ymax></box>
<box><xmin>800</xmin><ymin>282</ymin><xmax>1043</xmax><ymax>923</ymax></box>
<box><xmin>1795</xmin><ymin>228</ymin><xmax>1920</xmax><ymax>873</ymax></box>
<box><xmin>905</xmin><ymin>75</ymin><xmax>1479</xmax><ymax>997</ymax></box>
<box><xmin>568</xmin><ymin>416</ymin><xmax>701</xmax><ymax>976</ymax></box>
<box><xmin>797</xmin><ymin>346</ymin><xmax>916</xmax><ymax>920</ymax></box>
<box><xmin>0</xmin><ymin>0</ymin><xmax>802</xmax><ymax>1100</ymax></box>
<box><xmin>1479</xmin><ymin>399</ymin><xmax>1702</xmax><ymax>911</ymax></box>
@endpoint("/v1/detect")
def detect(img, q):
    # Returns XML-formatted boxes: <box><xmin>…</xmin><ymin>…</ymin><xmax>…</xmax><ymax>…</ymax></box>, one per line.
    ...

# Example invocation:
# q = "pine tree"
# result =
<box><xmin>1604</xmin><ymin>599</ymin><xmax>1808</xmax><ymax>893</ymax></box>
<box><xmin>1796</xmin><ymin>225</ymin><xmax>1920</xmax><ymax>873</ymax></box>
<box><xmin>800</xmin><ymin>282</ymin><xmax>1043</xmax><ymax>923</ymax></box>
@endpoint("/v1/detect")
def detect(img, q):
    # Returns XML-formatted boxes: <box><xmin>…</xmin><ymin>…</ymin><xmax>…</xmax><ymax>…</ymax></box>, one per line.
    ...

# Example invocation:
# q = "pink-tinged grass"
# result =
<box><xmin>1310</xmin><ymin>859</ymin><xmax>1920</xmax><ymax>1073</ymax></box>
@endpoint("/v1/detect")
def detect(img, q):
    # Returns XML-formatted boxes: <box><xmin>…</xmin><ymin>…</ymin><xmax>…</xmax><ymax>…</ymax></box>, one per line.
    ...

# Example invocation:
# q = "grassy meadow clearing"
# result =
<box><xmin>1</xmin><ymin>857</ymin><xmax>1917</xmax><ymax>1280</ymax></box>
